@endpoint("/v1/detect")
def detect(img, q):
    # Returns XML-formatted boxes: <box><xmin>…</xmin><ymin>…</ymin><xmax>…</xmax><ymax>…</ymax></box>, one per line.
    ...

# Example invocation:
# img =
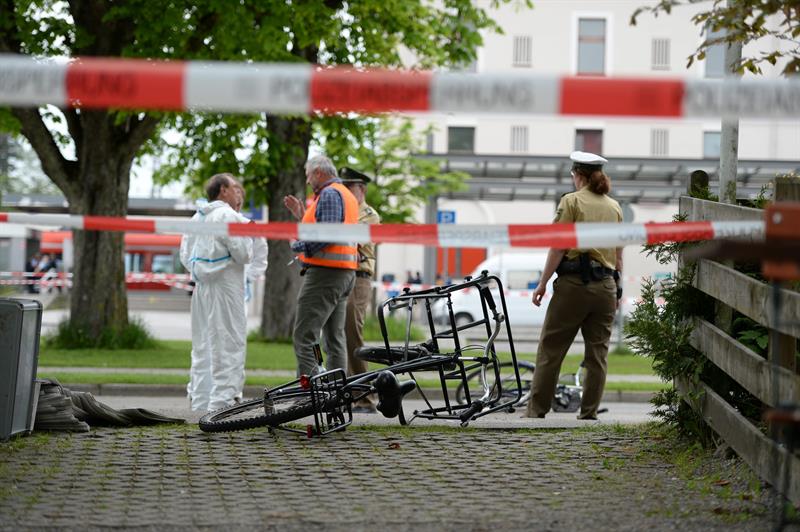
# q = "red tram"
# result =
<box><xmin>40</xmin><ymin>231</ymin><xmax>184</xmax><ymax>290</ymax></box>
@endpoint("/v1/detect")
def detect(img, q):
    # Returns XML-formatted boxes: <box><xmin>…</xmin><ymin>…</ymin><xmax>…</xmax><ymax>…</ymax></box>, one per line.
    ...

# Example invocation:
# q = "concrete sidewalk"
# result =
<box><xmin>0</xmin><ymin>420</ymin><xmax>774</xmax><ymax>530</ymax></box>
<box><xmin>93</xmin><ymin>395</ymin><xmax>657</xmax><ymax>428</ymax></box>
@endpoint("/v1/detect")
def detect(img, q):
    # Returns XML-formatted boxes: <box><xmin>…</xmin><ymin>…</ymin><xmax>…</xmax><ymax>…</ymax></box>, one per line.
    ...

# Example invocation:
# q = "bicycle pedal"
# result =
<box><xmin>263</xmin><ymin>397</ymin><xmax>275</xmax><ymax>415</ymax></box>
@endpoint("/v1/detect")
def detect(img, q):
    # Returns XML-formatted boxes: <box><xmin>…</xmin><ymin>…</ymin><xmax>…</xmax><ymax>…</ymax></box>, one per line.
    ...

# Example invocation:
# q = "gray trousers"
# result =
<box><xmin>293</xmin><ymin>266</ymin><xmax>355</xmax><ymax>376</ymax></box>
<box><xmin>345</xmin><ymin>276</ymin><xmax>376</xmax><ymax>407</ymax></box>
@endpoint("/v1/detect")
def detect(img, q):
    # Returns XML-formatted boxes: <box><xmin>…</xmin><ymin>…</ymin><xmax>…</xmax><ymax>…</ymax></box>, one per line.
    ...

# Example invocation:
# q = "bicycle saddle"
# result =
<box><xmin>372</xmin><ymin>370</ymin><xmax>417</xmax><ymax>419</ymax></box>
<box><xmin>355</xmin><ymin>340</ymin><xmax>435</xmax><ymax>365</ymax></box>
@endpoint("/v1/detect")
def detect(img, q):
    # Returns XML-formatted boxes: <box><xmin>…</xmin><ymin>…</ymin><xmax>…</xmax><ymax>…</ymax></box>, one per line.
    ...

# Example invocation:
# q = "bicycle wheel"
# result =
<box><xmin>199</xmin><ymin>391</ymin><xmax>322</xmax><ymax>433</ymax></box>
<box><xmin>199</xmin><ymin>397</ymin><xmax>273</xmax><ymax>433</ymax></box>
<box><xmin>262</xmin><ymin>391</ymin><xmax>322</xmax><ymax>426</ymax></box>
<box><xmin>455</xmin><ymin>360</ymin><xmax>535</xmax><ymax>405</ymax></box>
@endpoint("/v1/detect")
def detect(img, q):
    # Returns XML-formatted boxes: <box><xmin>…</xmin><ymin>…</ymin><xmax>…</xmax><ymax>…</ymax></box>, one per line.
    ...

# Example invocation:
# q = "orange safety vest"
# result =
<box><xmin>299</xmin><ymin>182</ymin><xmax>359</xmax><ymax>269</ymax></box>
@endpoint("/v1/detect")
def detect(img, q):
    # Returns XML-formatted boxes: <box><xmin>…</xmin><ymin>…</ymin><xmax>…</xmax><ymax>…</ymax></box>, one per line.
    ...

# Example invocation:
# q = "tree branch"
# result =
<box><xmin>118</xmin><ymin>114</ymin><xmax>162</xmax><ymax>161</ymax></box>
<box><xmin>64</xmin><ymin>109</ymin><xmax>83</xmax><ymax>158</ymax></box>
<box><xmin>10</xmin><ymin>108</ymin><xmax>77</xmax><ymax>198</ymax></box>
<box><xmin>186</xmin><ymin>12</ymin><xmax>221</xmax><ymax>56</ymax></box>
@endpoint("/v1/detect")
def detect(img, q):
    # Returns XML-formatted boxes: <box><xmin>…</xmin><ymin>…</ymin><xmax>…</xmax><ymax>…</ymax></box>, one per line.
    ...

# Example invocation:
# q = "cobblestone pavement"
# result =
<box><xmin>0</xmin><ymin>424</ymin><xmax>775</xmax><ymax>531</ymax></box>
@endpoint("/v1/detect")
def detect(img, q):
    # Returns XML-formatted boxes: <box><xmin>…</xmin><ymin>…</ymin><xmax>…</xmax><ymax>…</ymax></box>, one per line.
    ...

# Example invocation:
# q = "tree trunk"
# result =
<box><xmin>66</xmin><ymin>112</ymin><xmax>134</xmax><ymax>337</ymax></box>
<box><xmin>260</xmin><ymin>115</ymin><xmax>312</xmax><ymax>340</ymax></box>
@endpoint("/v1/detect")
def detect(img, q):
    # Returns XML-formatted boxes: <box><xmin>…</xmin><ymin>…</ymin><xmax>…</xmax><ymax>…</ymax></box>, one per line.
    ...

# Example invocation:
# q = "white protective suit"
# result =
<box><xmin>242</xmin><ymin>216</ymin><xmax>268</xmax><ymax>306</ymax></box>
<box><xmin>180</xmin><ymin>200</ymin><xmax>253</xmax><ymax>412</ymax></box>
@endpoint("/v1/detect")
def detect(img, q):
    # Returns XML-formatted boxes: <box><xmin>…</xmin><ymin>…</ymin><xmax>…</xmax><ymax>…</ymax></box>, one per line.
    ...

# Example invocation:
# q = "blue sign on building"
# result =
<box><xmin>248</xmin><ymin>198</ymin><xmax>265</xmax><ymax>221</ymax></box>
<box><xmin>437</xmin><ymin>210</ymin><xmax>456</xmax><ymax>224</ymax></box>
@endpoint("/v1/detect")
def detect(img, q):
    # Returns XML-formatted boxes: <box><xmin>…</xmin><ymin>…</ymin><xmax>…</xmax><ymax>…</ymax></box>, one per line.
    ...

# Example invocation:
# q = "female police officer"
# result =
<box><xmin>525</xmin><ymin>151</ymin><xmax>623</xmax><ymax>420</ymax></box>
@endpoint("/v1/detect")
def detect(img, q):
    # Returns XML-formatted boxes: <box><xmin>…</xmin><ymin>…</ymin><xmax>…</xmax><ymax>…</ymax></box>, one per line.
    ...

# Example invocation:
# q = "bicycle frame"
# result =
<box><xmin>263</xmin><ymin>272</ymin><xmax>525</xmax><ymax>436</ymax></box>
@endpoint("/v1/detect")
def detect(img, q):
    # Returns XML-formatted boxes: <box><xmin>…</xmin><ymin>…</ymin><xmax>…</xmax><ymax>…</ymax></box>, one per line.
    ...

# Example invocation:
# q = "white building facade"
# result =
<box><xmin>376</xmin><ymin>0</ymin><xmax>799</xmax><ymax>298</ymax></box>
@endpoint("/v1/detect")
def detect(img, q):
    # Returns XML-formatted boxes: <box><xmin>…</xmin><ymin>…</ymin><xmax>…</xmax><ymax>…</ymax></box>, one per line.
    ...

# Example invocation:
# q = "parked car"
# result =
<box><xmin>432</xmin><ymin>252</ymin><xmax>554</xmax><ymax>327</ymax></box>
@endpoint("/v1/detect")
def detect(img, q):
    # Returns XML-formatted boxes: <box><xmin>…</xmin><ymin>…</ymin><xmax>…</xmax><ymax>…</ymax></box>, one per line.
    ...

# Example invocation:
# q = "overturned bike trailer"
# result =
<box><xmin>198</xmin><ymin>272</ymin><xmax>525</xmax><ymax>437</ymax></box>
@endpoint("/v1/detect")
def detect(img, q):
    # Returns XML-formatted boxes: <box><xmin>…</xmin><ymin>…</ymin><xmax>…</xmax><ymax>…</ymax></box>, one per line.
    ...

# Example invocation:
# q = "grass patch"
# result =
<box><xmin>40</xmin><ymin>341</ymin><xmax>654</xmax><ymax>375</ymax></box>
<box><xmin>626</xmin><ymin>424</ymin><xmax>769</xmax><ymax>522</ymax></box>
<box><xmin>362</xmin><ymin>315</ymin><xmax>425</xmax><ymax>342</ymax></box>
<box><xmin>40</xmin><ymin>340</ymin><xmax>296</xmax><ymax>370</ymax></box>
<box><xmin>605</xmin><ymin>381</ymin><xmax>669</xmax><ymax>392</ymax></box>
<box><xmin>38</xmin><ymin>372</ymin><xmax>292</xmax><ymax>388</ymax></box>
<box><xmin>38</xmin><ymin>372</ymin><xmax>667</xmax><ymax>393</ymax></box>
<box><xmin>501</xmin><ymin>352</ymin><xmax>653</xmax><ymax>375</ymax></box>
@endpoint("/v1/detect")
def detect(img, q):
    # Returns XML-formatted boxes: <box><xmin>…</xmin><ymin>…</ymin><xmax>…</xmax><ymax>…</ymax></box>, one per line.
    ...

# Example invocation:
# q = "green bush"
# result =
<box><xmin>624</xmin><ymin>267</ymin><xmax>716</xmax><ymax>444</ymax></box>
<box><xmin>44</xmin><ymin>316</ymin><xmax>158</xmax><ymax>350</ymax></box>
<box><xmin>623</xmin><ymin>211</ymin><xmax>720</xmax><ymax>444</ymax></box>
<box><xmin>624</xmin><ymin>210</ymin><xmax>771</xmax><ymax>444</ymax></box>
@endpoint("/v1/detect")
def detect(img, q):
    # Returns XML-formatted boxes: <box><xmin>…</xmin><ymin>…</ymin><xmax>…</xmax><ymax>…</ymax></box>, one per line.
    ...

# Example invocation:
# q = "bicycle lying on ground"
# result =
<box><xmin>199</xmin><ymin>271</ymin><xmax>526</xmax><ymax>436</ymax></box>
<box><xmin>455</xmin><ymin>358</ymin><xmax>605</xmax><ymax>414</ymax></box>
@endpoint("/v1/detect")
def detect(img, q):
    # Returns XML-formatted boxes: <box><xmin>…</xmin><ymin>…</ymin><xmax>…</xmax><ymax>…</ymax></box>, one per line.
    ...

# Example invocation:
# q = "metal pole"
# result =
<box><xmin>423</xmin><ymin>195</ymin><xmax>438</xmax><ymax>284</ymax></box>
<box><xmin>718</xmin><ymin>6</ymin><xmax>743</xmax><ymax>205</ymax></box>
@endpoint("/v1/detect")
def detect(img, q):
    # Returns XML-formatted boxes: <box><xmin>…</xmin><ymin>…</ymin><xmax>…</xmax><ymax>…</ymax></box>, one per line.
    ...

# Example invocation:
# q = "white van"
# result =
<box><xmin>432</xmin><ymin>253</ymin><xmax>554</xmax><ymax>327</ymax></box>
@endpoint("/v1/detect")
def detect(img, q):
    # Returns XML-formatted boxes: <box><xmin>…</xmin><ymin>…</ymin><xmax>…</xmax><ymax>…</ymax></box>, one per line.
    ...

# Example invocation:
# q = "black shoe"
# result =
<box><xmin>352</xmin><ymin>405</ymin><xmax>377</xmax><ymax>414</ymax></box>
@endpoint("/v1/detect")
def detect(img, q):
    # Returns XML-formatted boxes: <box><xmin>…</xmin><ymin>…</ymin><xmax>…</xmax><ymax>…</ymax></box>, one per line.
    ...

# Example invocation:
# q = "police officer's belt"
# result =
<box><xmin>355</xmin><ymin>271</ymin><xmax>372</xmax><ymax>279</ymax></box>
<box><xmin>556</xmin><ymin>256</ymin><xmax>615</xmax><ymax>284</ymax></box>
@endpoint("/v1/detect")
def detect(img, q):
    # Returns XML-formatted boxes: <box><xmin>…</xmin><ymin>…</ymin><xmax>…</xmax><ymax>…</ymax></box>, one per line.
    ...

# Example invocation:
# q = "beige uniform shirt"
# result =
<box><xmin>357</xmin><ymin>202</ymin><xmax>380</xmax><ymax>276</ymax></box>
<box><xmin>554</xmin><ymin>186</ymin><xmax>622</xmax><ymax>270</ymax></box>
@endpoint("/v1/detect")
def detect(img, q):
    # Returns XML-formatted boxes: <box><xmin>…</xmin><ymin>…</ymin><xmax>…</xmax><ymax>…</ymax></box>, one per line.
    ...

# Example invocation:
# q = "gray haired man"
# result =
<box><xmin>283</xmin><ymin>155</ymin><xmax>359</xmax><ymax>376</ymax></box>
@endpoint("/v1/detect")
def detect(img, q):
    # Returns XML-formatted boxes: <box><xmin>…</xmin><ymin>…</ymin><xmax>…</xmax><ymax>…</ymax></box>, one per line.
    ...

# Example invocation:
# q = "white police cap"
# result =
<box><xmin>569</xmin><ymin>151</ymin><xmax>607</xmax><ymax>166</ymax></box>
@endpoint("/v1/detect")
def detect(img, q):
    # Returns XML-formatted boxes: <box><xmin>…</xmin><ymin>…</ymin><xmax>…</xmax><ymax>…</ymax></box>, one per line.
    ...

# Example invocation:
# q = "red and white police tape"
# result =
<box><xmin>1</xmin><ymin>54</ymin><xmax>799</xmax><ymax>118</ymax></box>
<box><xmin>0</xmin><ymin>273</ymin><xmax>661</xmax><ymax>306</ymax></box>
<box><xmin>0</xmin><ymin>211</ymin><xmax>764</xmax><ymax>249</ymax></box>
<box><xmin>0</xmin><ymin>271</ymin><xmax>195</xmax><ymax>290</ymax></box>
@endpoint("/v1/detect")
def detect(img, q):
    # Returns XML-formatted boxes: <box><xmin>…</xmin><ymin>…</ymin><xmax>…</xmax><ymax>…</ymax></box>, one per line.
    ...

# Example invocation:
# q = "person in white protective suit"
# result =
<box><xmin>232</xmin><ymin>183</ymin><xmax>269</xmax><ymax>312</ymax></box>
<box><xmin>180</xmin><ymin>173</ymin><xmax>254</xmax><ymax>412</ymax></box>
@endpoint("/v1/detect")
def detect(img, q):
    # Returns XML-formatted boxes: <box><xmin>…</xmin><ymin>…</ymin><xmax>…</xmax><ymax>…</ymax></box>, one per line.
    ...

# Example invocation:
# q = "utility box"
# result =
<box><xmin>0</xmin><ymin>298</ymin><xmax>43</xmax><ymax>440</ymax></box>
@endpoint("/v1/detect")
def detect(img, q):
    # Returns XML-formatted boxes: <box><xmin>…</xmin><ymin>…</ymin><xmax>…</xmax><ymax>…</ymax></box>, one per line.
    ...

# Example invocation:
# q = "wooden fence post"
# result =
<box><xmin>688</xmin><ymin>170</ymin><xmax>709</xmax><ymax>198</ymax></box>
<box><xmin>771</xmin><ymin>176</ymin><xmax>800</xmax><ymax>375</ymax></box>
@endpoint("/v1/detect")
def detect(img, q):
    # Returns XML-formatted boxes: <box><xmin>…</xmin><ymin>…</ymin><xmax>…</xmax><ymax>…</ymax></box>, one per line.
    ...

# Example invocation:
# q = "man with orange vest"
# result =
<box><xmin>283</xmin><ymin>155</ymin><xmax>359</xmax><ymax>376</ymax></box>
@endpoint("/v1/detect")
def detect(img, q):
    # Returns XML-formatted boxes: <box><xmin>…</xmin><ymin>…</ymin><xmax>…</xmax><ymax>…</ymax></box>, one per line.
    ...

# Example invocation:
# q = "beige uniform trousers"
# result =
<box><xmin>526</xmin><ymin>274</ymin><xmax>617</xmax><ymax>419</ymax></box>
<box><xmin>345</xmin><ymin>275</ymin><xmax>376</xmax><ymax>407</ymax></box>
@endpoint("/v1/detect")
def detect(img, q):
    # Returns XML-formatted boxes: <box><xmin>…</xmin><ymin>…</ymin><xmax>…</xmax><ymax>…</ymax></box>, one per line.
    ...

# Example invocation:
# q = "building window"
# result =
<box><xmin>575</xmin><ymin>129</ymin><xmax>603</xmax><ymax>154</ymax></box>
<box><xmin>447</xmin><ymin>126</ymin><xmax>475</xmax><ymax>153</ymax></box>
<box><xmin>651</xmin><ymin>38</ymin><xmax>670</xmax><ymax>70</ymax></box>
<box><xmin>705</xmin><ymin>25</ymin><xmax>726</xmax><ymax>78</ymax></box>
<box><xmin>425</xmin><ymin>132</ymin><xmax>434</xmax><ymax>153</ymax></box>
<box><xmin>577</xmin><ymin>18</ymin><xmax>606</xmax><ymax>75</ymax></box>
<box><xmin>651</xmin><ymin>129</ymin><xmax>668</xmax><ymax>157</ymax></box>
<box><xmin>510</xmin><ymin>126</ymin><xmax>529</xmax><ymax>153</ymax></box>
<box><xmin>703</xmin><ymin>131</ymin><xmax>721</xmax><ymax>159</ymax></box>
<box><xmin>513</xmin><ymin>36</ymin><xmax>532</xmax><ymax>67</ymax></box>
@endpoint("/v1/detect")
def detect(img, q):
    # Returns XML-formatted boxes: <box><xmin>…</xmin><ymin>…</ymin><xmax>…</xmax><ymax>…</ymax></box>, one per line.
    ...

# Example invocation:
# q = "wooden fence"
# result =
<box><xmin>677</xmin><ymin>177</ymin><xmax>800</xmax><ymax>502</ymax></box>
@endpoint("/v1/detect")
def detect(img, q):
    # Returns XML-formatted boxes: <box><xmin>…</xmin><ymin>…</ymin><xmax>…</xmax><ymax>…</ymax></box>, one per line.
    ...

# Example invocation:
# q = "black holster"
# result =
<box><xmin>578</xmin><ymin>253</ymin><xmax>591</xmax><ymax>285</ymax></box>
<box><xmin>556</xmin><ymin>253</ymin><xmax>593</xmax><ymax>285</ymax></box>
<box><xmin>557</xmin><ymin>253</ymin><xmax>614</xmax><ymax>285</ymax></box>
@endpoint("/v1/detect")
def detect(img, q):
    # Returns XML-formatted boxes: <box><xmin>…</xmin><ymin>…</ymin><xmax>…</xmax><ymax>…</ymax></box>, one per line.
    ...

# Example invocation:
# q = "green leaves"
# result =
<box><xmin>316</xmin><ymin>116</ymin><xmax>467</xmax><ymax>223</ymax></box>
<box><xmin>629</xmin><ymin>0</ymin><xmax>800</xmax><ymax>76</ymax></box>
<box><xmin>146</xmin><ymin>0</ymin><xmax>506</xmax><ymax>211</ymax></box>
